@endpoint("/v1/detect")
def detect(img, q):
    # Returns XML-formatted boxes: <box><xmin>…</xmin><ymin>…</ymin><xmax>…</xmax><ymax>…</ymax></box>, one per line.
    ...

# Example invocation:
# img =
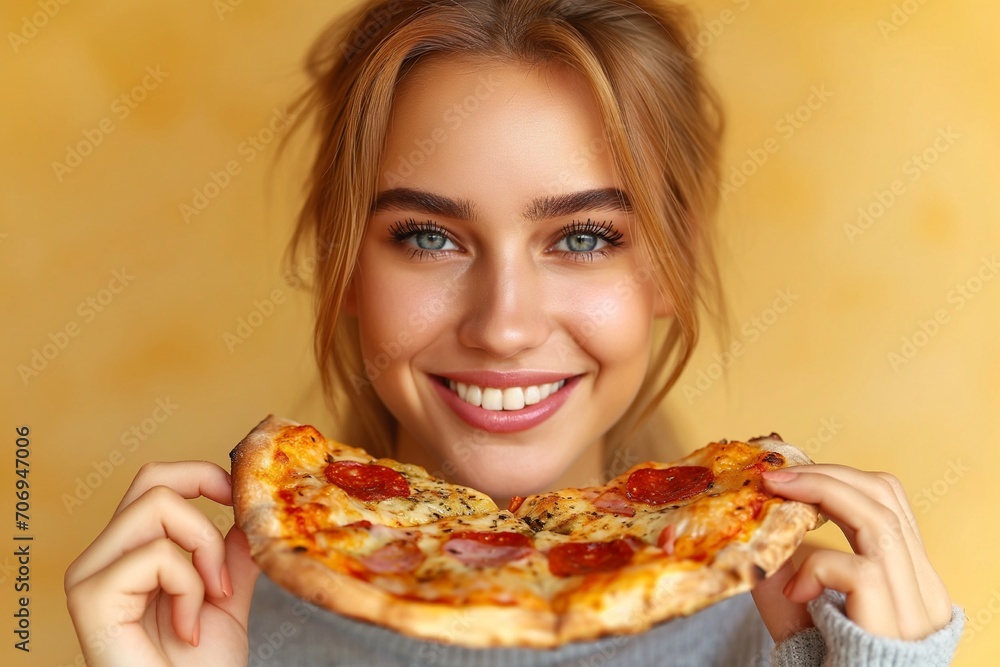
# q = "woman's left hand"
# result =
<box><xmin>750</xmin><ymin>464</ymin><xmax>954</xmax><ymax>643</ymax></box>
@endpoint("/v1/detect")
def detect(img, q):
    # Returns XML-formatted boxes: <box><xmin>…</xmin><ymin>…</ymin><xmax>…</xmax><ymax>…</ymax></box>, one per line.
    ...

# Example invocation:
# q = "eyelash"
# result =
<box><xmin>387</xmin><ymin>218</ymin><xmax>626</xmax><ymax>262</ymax></box>
<box><xmin>561</xmin><ymin>219</ymin><xmax>625</xmax><ymax>260</ymax></box>
<box><xmin>387</xmin><ymin>219</ymin><xmax>454</xmax><ymax>261</ymax></box>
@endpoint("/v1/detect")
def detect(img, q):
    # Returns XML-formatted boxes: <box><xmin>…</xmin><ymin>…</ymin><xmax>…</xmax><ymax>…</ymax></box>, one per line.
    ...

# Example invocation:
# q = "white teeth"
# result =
<box><xmin>446</xmin><ymin>379</ymin><xmax>568</xmax><ymax>411</ymax></box>
<box><xmin>465</xmin><ymin>385</ymin><xmax>483</xmax><ymax>407</ymax></box>
<box><xmin>502</xmin><ymin>387</ymin><xmax>525</xmax><ymax>410</ymax></box>
<box><xmin>481</xmin><ymin>388</ymin><xmax>503</xmax><ymax>411</ymax></box>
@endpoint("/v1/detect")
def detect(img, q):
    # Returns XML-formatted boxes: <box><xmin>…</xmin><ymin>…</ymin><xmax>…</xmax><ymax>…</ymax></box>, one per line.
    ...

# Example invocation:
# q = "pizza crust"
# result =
<box><xmin>231</xmin><ymin>418</ymin><xmax>824</xmax><ymax>648</ymax></box>
<box><xmin>230</xmin><ymin>415</ymin><xmax>298</xmax><ymax>550</ymax></box>
<box><xmin>257</xmin><ymin>542</ymin><xmax>561</xmax><ymax>648</ymax></box>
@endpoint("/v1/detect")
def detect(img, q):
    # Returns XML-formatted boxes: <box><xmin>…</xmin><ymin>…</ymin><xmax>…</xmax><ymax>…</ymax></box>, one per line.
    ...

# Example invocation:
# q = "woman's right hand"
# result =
<box><xmin>64</xmin><ymin>461</ymin><xmax>261</xmax><ymax>667</ymax></box>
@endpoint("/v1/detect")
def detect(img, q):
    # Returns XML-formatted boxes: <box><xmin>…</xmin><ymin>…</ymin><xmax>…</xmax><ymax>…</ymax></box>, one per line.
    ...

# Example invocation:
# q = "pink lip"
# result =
<box><xmin>430</xmin><ymin>374</ymin><xmax>581</xmax><ymax>434</ymax></box>
<box><xmin>436</xmin><ymin>370</ymin><xmax>575</xmax><ymax>389</ymax></box>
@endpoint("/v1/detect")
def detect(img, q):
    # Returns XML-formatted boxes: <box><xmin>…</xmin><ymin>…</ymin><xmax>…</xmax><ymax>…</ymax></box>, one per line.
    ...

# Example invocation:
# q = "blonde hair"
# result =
<box><xmin>285</xmin><ymin>0</ymin><xmax>725</xmax><ymax>469</ymax></box>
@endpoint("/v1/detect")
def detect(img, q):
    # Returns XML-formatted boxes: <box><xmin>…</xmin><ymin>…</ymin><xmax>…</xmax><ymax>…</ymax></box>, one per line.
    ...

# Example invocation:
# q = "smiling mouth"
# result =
<box><xmin>438</xmin><ymin>377</ymin><xmax>568</xmax><ymax>411</ymax></box>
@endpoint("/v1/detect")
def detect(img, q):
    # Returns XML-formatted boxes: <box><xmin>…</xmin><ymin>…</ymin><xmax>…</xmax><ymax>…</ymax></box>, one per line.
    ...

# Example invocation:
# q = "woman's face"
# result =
<box><xmin>349</xmin><ymin>56</ymin><xmax>664</xmax><ymax>499</ymax></box>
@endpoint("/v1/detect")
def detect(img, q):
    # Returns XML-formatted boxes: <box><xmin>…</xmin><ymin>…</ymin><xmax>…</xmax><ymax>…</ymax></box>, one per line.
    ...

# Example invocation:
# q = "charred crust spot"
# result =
<box><xmin>762</xmin><ymin>452</ymin><xmax>784</xmax><ymax>466</ymax></box>
<box><xmin>292</xmin><ymin>545</ymin><xmax>308</xmax><ymax>553</ymax></box>
<box><xmin>310</xmin><ymin>436</ymin><xmax>317</xmax><ymax>442</ymax></box>
<box><xmin>743</xmin><ymin>479</ymin><xmax>751</xmax><ymax>486</ymax></box>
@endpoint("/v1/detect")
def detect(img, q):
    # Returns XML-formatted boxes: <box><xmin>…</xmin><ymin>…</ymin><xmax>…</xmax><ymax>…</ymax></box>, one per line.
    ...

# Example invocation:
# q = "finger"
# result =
<box><xmin>212</xmin><ymin>526</ymin><xmax>261</xmax><ymax>627</ymax></box>
<box><xmin>751</xmin><ymin>559</ymin><xmax>813</xmax><ymax>643</ymax></box>
<box><xmin>787</xmin><ymin>465</ymin><xmax>925</xmax><ymax>550</ymax></box>
<box><xmin>763</xmin><ymin>468</ymin><xmax>934</xmax><ymax>635</ymax></box>
<box><xmin>764</xmin><ymin>467</ymin><xmax>905</xmax><ymax>555</ymax></box>
<box><xmin>766</xmin><ymin>465</ymin><xmax>953</xmax><ymax>626</ymax></box>
<box><xmin>786</xmin><ymin>549</ymin><xmax>906</xmax><ymax>639</ymax></box>
<box><xmin>824</xmin><ymin>468</ymin><xmax>952</xmax><ymax>625</ymax></box>
<box><xmin>116</xmin><ymin>461</ymin><xmax>232</xmax><ymax>515</ymax></box>
<box><xmin>68</xmin><ymin>538</ymin><xmax>204</xmax><ymax>648</ymax></box>
<box><xmin>66</xmin><ymin>486</ymin><xmax>227</xmax><ymax>599</ymax></box>
<box><xmin>827</xmin><ymin>467</ymin><xmax>952</xmax><ymax>626</ymax></box>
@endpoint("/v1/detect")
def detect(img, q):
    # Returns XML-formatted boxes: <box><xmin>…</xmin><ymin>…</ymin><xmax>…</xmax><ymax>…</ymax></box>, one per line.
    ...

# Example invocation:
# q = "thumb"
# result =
<box><xmin>215</xmin><ymin>525</ymin><xmax>260</xmax><ymax>624</ymax></box>
<box><xmin>751</xmin><ymin>559</ymin><xmax>813</xmax><ymax>642</ymax></box>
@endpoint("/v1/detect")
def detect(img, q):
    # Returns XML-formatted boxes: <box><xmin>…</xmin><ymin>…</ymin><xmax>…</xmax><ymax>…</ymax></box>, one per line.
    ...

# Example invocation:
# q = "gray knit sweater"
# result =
<box><xmin>247</xmin><ymin>576</ymin><xmax>963</xmax><ymax>666</ymax></box>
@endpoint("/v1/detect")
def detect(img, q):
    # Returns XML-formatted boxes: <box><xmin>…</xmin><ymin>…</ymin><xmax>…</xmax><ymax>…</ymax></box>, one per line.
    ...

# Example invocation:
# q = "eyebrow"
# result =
<box><xmin>371</xmin><ymin>187</ymin><xmax>632</xmax><ymax>222</ymax></box>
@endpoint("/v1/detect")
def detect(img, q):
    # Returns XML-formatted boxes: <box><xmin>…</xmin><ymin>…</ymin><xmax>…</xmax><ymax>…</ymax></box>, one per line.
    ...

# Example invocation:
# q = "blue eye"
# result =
<box><xmin>412</xmin><ymin>231</ymin><xmax>452</xmax><ymax>251</ymax></box>
<box><xmin>558</xmin><ymin>233</ymin><xmax>603</xmax><ymax>253</ymax></box>
<box><xmin>554</xmin><ymin>220</ymin><xmax>624</xmax><ymax>256</ymax></box>
<box><xmin>388</xmin><ymin>219</ymin><xmax>458</xmax><ymax>254</ymax></box>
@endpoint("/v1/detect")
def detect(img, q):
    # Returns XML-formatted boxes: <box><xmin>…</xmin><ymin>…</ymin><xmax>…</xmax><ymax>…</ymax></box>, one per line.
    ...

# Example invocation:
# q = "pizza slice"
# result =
<box><xmin>231</xmin><ymin>416</ymin><xmax>823</xmax><ymax>648</ymax></box>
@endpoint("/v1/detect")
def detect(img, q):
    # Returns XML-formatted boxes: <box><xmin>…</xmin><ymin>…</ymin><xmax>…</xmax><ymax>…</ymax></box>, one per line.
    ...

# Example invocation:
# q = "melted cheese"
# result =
<box><xmin>264</xmin><ymin>428</ymin><xmax>792</xmax><ymax>611</ymax></box>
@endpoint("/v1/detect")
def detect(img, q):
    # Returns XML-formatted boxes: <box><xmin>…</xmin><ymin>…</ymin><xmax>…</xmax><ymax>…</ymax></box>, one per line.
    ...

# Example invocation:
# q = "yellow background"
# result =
<box><xmin>2</xmin><ymin>0</ymin><xmax>996</xmax><ymax>665</ymax></box>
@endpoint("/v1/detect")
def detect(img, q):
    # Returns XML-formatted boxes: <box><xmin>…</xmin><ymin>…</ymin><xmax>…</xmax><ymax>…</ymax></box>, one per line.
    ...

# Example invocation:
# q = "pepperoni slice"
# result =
<box><xmin>444</xmin><ymin>531</ymin><xmax>534</xmax><ymax>567</ymax></box>
<box><xmin>359</xmin><ymin>539</ymin><xmax>425</xmax><ymax>573</ymax></box>
<box><xmin>324</xmin><ymin>461</ymin><xmax>410</xmax><ymax>501</ymax></box>
<box><xmin>625</xmin><ymin>466</ymin><xmax>714</xmax><ymax>505</ymax></box>
<box><xmin>593</xmin><ymin>489</ymin><xmax>636</xmax><ymax>517</ymax></box>
<box><xmin>547</xmin><ymin>539</ymin><xmax>635</xmax><ymax>577</ymax></box>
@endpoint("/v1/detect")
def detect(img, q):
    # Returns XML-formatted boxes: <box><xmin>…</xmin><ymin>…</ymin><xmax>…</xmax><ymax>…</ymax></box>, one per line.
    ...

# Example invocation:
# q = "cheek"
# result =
<box><xmin>565</xmin><ymin>279</ymin><xmax>656</xmax><ymax>371</ymax></box>
<box><xmin>354</xmin><ymin>263</ymin><xmax>463</xmax><ymax>367</ymax></box>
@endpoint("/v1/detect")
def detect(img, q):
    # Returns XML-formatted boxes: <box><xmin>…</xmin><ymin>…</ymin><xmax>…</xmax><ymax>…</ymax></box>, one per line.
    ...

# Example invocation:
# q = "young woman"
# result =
<box><xmin>65</xmin><ymin>1</ymin><xmax>962</xmax><ymax>665</ymax></box>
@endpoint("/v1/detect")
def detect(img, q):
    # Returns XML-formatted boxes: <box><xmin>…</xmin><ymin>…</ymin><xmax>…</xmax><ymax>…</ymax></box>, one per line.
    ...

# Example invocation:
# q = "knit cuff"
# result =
<box><xmin>771</xmin><ymin>626</ymin><xmax>825</xmax><ymax>667</ymax></box>
<box><xmin>808</xmin><ymin>589</ymin><xmax>965</xmax><ymax>667</ymax></box>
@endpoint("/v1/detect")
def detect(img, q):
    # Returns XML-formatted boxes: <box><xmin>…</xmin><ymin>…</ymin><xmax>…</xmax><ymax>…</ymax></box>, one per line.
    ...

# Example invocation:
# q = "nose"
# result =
<box><xmin>456</xmin><ymin>252</ymin><xmax>551</xmax><ymax>358</ymax></box>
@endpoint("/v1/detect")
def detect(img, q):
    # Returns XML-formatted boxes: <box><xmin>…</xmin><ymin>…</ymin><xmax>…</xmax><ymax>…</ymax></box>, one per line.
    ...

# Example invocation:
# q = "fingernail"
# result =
<box><xmin>191</xmin><ymin>618</ymin><xmax>200</xmax><ymax>647</ymax></box>
<box><xmin>221</xmin><ymin>564</ymin><xmax>233</xmax><ymax>597</ymax></box>
<box><xmin>225</xmin><ymin>471</ymin><xmax>232</xmax><ymax>485</ymax></box>
<box><xmin>782</xmin><ymin>577</ymin><xmax>794</xmax><ymax>597</ymax></box>
<box><xmin>762</xmin><ymin>470</ymin><xmax>798</xmax><ymax>483</ymax></box>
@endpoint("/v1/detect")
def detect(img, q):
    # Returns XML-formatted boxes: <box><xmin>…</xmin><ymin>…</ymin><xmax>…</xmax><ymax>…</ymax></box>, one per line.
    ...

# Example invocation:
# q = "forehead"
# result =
<box><xmin>379</xmin><ymin>55</ymin><xmax>617</xmax><ymax>196</ymax></box>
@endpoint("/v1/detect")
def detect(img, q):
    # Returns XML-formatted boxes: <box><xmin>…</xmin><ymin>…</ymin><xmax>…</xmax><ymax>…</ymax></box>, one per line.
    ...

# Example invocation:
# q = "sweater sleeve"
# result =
<box><xmin>770</xmin><ymin>589</ymin><xmax>965</xmax><ymax>667</ymax></box>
